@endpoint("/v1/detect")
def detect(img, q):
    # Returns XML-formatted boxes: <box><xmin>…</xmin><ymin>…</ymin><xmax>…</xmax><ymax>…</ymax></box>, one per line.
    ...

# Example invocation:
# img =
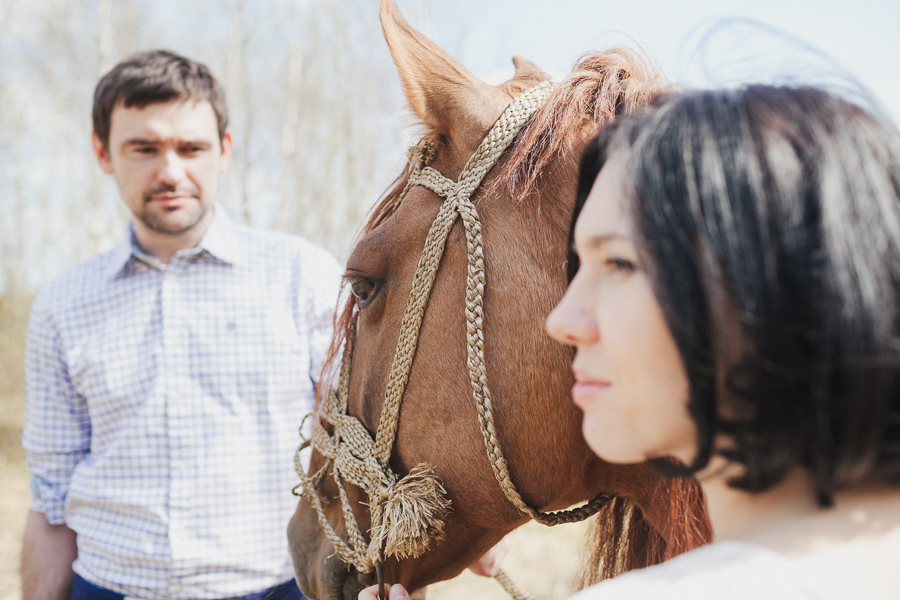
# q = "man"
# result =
<box><xmin>21</xmin><ymin>50</ymin><xmax>340</xmax><ymax>600</ymax></box>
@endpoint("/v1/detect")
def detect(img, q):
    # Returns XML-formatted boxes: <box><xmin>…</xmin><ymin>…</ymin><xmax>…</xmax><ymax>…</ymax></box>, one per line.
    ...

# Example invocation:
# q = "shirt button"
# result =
<box><xmin>172</xmin><ymin>394</ymin><xmax>182</xmax><ymax>405</ymax></box>
<box><xmin>173</xmin><ymin>460</ymin><xmax>185</xmax><ymax>472</ymax></box>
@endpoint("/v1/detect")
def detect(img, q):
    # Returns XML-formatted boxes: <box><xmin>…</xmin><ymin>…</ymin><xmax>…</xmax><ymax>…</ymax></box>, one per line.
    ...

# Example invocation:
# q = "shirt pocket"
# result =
<box><xmin>191</xmin><ymin>293</ymin><xmax>310</xmax><ymax>408</ymax></box>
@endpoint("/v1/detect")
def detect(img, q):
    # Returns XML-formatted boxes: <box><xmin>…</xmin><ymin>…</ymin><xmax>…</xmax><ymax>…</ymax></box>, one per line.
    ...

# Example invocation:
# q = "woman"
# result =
<box><xmin>363</xmin><ymin>84</ymin><xmax>900</xmax><ymax>599</ymax></box>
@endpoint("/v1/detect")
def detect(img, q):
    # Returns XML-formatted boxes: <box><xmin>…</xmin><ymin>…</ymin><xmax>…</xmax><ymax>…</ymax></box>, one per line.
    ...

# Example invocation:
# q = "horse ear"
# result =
<box><xmin>501</xmin><ymin>56</ymin><xmax>552</xmax><ymax>96</ymax></box>
<box><xmin>380</xmin><ymin>0</ymin><xmax>506</xmax><ymax>140</ymax></box>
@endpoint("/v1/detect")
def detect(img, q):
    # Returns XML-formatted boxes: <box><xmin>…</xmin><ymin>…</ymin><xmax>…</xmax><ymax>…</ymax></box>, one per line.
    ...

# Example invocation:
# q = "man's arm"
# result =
<box><xmin>21</xmin><ymin>294</ymin><xmax>89</xmax><ymax>600</ymax></box>
<box><xmin>21</xmin><ymin>510</ymin><xmax>77</xmax><ymax>600</ymax></box>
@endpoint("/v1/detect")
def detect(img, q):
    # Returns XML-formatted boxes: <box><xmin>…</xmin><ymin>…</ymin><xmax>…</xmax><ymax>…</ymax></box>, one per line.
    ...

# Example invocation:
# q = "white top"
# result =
<box><xmin>570</xmin><ymin>540</ymin><xmax>864</xmax><ymax>600</ymax></box>
<box><xmin>23</xmin><ymin>208</ymin><xmax>341</xmax><ymax>599</ymax></box>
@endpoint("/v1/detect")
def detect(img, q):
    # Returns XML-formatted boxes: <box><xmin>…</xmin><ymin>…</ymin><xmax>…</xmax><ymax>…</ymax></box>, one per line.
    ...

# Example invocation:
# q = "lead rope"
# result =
<box><xmin>495</xmin><ymin>569</ymin><xmax>537</xmax><ymax>600</ymax></box>
<box><xmin>294</xmin><ymin>81</ymin><xmax>612</xmax><ymax>599</ymax></box>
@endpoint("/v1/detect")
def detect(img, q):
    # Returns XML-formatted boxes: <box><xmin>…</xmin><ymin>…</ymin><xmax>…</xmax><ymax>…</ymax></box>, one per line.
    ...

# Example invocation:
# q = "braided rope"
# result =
<box><xmin>495</xmin><ymin>569</ymin><xmax>537</xmax><ymax>600</ymax></box>
<box><xmin>374</xmin><ymin>196</ymin><xmax>462</xmax><ymax>461</ymax></box>
<box><xmin>294</xmin><ymin>81</ymin><xmax>612</xmax><ymax>581</ymax></box>
<box><xmin>375</xmin><ymin>81</ymin><xmax>557</xmax><ymax>459</ymax></box>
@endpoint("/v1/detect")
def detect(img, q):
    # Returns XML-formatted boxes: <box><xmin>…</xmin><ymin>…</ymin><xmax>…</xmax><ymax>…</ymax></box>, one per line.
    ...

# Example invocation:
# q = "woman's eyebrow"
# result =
<box><xmin>579</xmin><ymin>233</ymin><xmax>632</xmax><ymax>251</ymax></box>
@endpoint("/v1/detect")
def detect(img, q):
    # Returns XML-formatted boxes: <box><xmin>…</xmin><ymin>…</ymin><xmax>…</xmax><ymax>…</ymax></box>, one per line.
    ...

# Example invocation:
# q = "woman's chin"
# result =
<box><xmin>583</xmin><ymin>428</ymin><xmax>645</xmax><ymax>464</ymax></box>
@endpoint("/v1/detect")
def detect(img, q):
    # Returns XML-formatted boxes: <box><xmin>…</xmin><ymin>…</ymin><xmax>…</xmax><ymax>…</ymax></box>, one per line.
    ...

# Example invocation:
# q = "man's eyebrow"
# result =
<box><xmin>179</xmin><ymin>139</ymin><xmax>213</xmax><ymax>148</ymax></box>
<box><xmin>121</xmin><ymin>137</ymin><xmax>159</xmax><ymax>147</ymax></box>
<box><xmin>121</xmin><ymin>138</ymin><xmax>213</xmax><ymax>148</ymax></box>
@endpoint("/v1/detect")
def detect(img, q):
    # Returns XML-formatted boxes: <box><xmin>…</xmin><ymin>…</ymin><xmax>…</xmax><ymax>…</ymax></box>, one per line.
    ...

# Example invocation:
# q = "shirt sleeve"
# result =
<box><xmin>300</xmin><ymin>245</ymin><xmax>343</xmax><ymax>390</ymax></box>
<box><xmin>22</xmin><ymin>294</ymin><xmax>90</xmax><ymax>525</ymax></box>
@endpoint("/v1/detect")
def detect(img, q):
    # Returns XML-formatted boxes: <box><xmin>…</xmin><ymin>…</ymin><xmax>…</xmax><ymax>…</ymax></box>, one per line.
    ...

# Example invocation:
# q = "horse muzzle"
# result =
<box><xmin>288</xmin><ymin>498</ymin><xmax>365</xmax><ymax>600</ymax></box>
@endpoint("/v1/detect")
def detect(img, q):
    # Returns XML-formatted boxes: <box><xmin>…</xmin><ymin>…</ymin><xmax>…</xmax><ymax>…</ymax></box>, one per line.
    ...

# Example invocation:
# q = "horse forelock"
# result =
<box><xmin>493</xmin><ymin>47</ymin><xmax>671</xmax><ymax>204</ymax></box>
<box><xmin>317</xmin><ymin>47</ymin><xmax>670</xmax><ymax>409</ymax></box>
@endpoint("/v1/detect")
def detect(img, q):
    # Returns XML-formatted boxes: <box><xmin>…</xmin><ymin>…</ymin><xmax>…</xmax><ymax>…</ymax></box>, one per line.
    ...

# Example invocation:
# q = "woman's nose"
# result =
<box><xmin>546</xmin><ymin>287</ymin><xmax>599</xmax><ymax>346</ymax></box>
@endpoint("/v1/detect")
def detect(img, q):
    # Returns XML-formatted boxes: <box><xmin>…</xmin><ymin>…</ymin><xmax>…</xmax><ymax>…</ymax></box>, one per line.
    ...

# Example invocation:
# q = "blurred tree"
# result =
<box><xmin>0</xmin><ymin>0</ymin><xmax>437</xmax><ymax>298</ymax></box>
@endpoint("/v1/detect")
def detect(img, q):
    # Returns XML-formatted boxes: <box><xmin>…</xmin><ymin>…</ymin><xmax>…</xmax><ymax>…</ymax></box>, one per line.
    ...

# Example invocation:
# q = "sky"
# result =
<box><xmin>397</xmin><ymin>0</ymin><xmax>900</xmax><ymax>124</ymax></box>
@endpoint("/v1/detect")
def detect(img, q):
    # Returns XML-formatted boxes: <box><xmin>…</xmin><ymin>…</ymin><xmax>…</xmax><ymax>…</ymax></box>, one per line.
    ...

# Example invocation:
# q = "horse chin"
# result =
<box><xmin>299</xmin><ymin>557</ymin><xmax>359</xmax><ymax>600</ymax></box>
<box><xmin>288</xmin><ymin>504</ymin><xmax>364</xmax><ymax>600</ymax></box>
<box><xmin>291</xmin><ymin>548</ymin><xmax>362</xmax><ymax>600</ymax></box>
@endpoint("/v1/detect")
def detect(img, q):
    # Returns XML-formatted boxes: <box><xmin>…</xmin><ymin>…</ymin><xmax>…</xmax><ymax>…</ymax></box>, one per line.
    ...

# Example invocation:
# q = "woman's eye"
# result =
<box><xmin>605</xmin><ymin>257</ymin><xmax>636</xmax><ymax>273</ymax></box>
<box><xmin>349</xmin><ymin>278</ymin><xmax>377</xmax><ymax>305</ymax></box>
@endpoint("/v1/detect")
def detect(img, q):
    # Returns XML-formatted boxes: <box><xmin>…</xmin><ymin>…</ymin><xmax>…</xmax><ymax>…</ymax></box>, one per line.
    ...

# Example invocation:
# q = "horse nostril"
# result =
<box><xmin>357</xmin><ymin>571</ymin><xmax>375</xmax><ymax>586</ymax></box>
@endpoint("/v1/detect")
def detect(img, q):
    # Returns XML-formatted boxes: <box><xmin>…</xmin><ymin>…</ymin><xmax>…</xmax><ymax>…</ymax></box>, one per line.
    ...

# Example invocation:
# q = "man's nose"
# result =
<box><xmin>157</xmin><ymin>149</ymin><xmax>186</xmax><ymax>185</ymax></box>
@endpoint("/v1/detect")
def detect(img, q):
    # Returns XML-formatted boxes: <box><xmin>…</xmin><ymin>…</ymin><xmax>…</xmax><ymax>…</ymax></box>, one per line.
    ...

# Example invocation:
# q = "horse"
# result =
<box><xmin>288</xmin><ymin>2</ymin><xmax>711</xmax><ymax>599</ymax></box>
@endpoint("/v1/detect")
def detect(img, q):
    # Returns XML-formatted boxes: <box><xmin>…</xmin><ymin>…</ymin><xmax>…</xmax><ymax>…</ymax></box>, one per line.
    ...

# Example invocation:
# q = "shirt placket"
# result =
<box><xmin>162</xmin><ymin>257</ymin><xmax>192</xmax><ymax>597</ymax></box>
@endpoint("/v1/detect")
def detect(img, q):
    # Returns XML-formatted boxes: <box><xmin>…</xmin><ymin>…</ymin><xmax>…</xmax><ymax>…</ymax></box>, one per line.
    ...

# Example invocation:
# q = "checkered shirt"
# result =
<box><xmin>23</xmin><ymin>208</ymin><xmax>341</xmax><ymax>599</ymax></box>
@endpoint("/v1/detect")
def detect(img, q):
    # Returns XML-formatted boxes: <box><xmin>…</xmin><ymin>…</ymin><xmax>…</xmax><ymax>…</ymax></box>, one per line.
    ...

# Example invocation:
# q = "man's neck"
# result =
<box><xmin>132</xmin><ymin>209</ymin><xmax>214</xmax><ymax>264</ymax></box>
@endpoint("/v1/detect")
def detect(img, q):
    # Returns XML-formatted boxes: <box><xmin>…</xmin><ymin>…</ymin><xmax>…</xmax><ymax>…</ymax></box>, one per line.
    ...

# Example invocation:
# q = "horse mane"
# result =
<box><xmin>315</xmin><ymin>45</ymin><xmax>709</xmax><ymax>585</ymax></box>
<box><xmin>575</xmin><ymin>477</ymin><xmax>712</xmax><ymax>589</ymax></box>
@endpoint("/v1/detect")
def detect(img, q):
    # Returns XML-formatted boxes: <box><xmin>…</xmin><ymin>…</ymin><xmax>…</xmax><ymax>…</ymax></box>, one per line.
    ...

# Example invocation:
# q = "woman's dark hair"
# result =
<box><xmin>571</xmin><ymin>85</ymin><xmax>900</xmax><ymax>505</ymax></box>
<box><xmin>93</xmin><ymin>49</ymin><xmax>228</xmax><ymax>148</ymax></box>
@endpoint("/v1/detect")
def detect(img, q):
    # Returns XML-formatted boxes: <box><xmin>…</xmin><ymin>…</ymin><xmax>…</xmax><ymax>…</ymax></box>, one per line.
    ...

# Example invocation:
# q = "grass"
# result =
<box><xmin>0</xmin><ymin>295</ymin><xmax>31</xmax><ymax>600</ymax></box>
<box><xmin>0</xmin><ymin>294</ymin><xmax>29</xmax><ymax>469</ymax></box>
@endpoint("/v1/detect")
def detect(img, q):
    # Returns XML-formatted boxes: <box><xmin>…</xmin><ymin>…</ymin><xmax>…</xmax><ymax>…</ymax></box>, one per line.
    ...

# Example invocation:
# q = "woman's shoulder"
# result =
<box><xmin>568</xmin><ymin>540</ymin><xmax>862</xmax><ymax>600</ymax></box>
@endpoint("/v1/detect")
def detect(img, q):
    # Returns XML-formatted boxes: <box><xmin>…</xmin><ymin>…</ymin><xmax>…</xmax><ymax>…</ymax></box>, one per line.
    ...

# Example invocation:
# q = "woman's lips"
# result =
<box><xmin>571</xmin><ymin>380</ymin><xmax>611</xmax><ymax>407</ymax></box>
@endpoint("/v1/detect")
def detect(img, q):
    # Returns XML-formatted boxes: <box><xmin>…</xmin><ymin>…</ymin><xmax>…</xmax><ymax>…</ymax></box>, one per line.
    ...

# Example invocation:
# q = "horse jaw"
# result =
<box><xmin>288</xmin><ymin>495</ymin><xmax>365</xmax><ymax>600</ymax></box>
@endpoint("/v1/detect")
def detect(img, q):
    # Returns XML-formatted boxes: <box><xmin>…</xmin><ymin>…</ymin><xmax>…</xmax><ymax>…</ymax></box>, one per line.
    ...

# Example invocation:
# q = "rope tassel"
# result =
<box><xmin>368</xmin><ymin>463</ymin><xmax>452</xmax><ymax>563</ymax></box>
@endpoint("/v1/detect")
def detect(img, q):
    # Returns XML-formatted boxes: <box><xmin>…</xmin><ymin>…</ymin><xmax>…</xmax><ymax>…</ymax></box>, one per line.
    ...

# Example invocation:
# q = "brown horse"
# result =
<box><xmin>288</xmin><ymin>2</ymin><xmax>710</xmax><ymax>599</ymax></box>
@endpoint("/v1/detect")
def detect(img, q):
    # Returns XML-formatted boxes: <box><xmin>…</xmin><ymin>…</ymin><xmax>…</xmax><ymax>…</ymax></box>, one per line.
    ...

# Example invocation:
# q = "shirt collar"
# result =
<box><xmin>198</xmin><ymin>206</ymin><xmax>242</xmax><ymax>265</ymax></box>
<box><xmin>104</xmin><ymin>205</ymin><xmax>243</xmax><ymax>280</ymax></box>
<box><xmin>104</xmin><ymin>230</ymin><xmax>137</xmax><ymax>281</ymax></box>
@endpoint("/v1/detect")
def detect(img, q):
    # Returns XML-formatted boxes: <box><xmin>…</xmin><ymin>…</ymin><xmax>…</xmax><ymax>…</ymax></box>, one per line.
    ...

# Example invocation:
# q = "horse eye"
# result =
<box><xmin>350</xmin><ymin>278</ymin><xmax>377</xmax><ymax>305</ymax></box>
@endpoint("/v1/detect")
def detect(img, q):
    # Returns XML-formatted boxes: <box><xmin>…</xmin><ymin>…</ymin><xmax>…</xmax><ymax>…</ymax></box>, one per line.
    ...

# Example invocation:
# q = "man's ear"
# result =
<box><xmin>219</xmin><ymin>129</ymin><xmax>233</xmax><ymax>173</ymax></box>
<box><xmin>92</xmin><ymin>132</ymin><xmax>114</xmax><ymax>174</ymax></box>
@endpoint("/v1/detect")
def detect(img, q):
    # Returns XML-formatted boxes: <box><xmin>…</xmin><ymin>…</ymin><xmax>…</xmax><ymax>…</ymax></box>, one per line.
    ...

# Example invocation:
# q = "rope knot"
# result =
<box><xmin>367</xmin><ymin>463</ymin><xmax>451</xmax><ymax>563</ymax></box>
<box><xmin>406</xmin><ymin>140</ymin><xmax>437</xmax><ymax>169</ymax></box>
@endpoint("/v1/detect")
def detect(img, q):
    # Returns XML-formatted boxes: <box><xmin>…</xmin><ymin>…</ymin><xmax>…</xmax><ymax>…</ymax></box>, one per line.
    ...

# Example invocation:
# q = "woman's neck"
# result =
<box><xmin>699</xmin><ymin>461</ymin><xmax>900</xmax><ymax>555</ymax></box>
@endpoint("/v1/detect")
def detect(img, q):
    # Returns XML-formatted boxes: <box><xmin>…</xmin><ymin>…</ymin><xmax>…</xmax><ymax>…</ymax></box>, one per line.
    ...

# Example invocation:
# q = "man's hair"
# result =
<box><xmin>571</xmin><ymin>85</ymin><xmax>900</xmax><ymax>506</ymax></box>
<box><xmin>92</xmin><ymin>49</ymin><xmax>228</xmax><ymax>147</ymax></box>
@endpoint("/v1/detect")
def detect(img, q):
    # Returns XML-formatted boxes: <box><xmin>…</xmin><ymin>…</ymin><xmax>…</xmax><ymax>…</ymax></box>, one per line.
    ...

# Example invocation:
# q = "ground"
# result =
<box><xmin>0</xmin><ymin>394</ymin><xmax>28</xmax><ymax>600</ymax></box>
<box><xmin>428</xmin><ymin>521</ymin><xmax>587</xmax><ymax>600</ymax></box>
<box><xmin>1</xmin><ymin>295</ymin><xmax>29</xmax><ymax>600</ymax></box>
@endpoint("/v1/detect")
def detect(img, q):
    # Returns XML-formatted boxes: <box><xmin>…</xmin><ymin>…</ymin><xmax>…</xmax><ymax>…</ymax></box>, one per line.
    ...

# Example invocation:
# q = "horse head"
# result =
<box><xmin>289</xmin><ymin>2</ymin><xmax>709</xmax><ymax>599</ymax></box>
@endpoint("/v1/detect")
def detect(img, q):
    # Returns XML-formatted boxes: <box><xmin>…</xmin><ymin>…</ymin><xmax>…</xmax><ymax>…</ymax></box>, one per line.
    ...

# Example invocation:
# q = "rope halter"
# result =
<box><xmin>293</xmin><ymin>80</ymin><xmax>613</xmax><ymax>577</ymax></box>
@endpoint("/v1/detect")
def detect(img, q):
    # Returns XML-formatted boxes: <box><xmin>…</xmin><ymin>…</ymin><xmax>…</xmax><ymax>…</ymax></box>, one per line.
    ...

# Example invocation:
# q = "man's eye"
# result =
<box><xmin>349</xmin><ymin>278</ymin><xmax>377</xmax><ymax>305</ymax></box>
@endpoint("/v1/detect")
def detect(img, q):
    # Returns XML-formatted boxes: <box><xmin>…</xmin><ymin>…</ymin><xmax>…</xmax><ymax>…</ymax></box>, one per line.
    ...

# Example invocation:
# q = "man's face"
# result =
<box><xmin>93</xmin><ymin>100</ymin><xmax>231</xmax><ymax>238</ymax></box>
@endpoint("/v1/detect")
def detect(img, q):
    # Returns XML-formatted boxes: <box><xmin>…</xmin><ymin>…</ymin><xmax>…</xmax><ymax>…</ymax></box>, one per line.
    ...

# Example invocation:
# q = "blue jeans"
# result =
<box><xmin>71</xmin><ymin>574</ymin><xmax>307</xmax><ymax>600</ymax></box>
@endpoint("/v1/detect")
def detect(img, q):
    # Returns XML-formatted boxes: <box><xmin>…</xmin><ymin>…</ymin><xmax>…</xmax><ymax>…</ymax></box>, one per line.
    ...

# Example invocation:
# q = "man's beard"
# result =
<box><xmin>138</xmin><ymin>185</ymin><xmax>208</xmax><ymax>235</ymax></box>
